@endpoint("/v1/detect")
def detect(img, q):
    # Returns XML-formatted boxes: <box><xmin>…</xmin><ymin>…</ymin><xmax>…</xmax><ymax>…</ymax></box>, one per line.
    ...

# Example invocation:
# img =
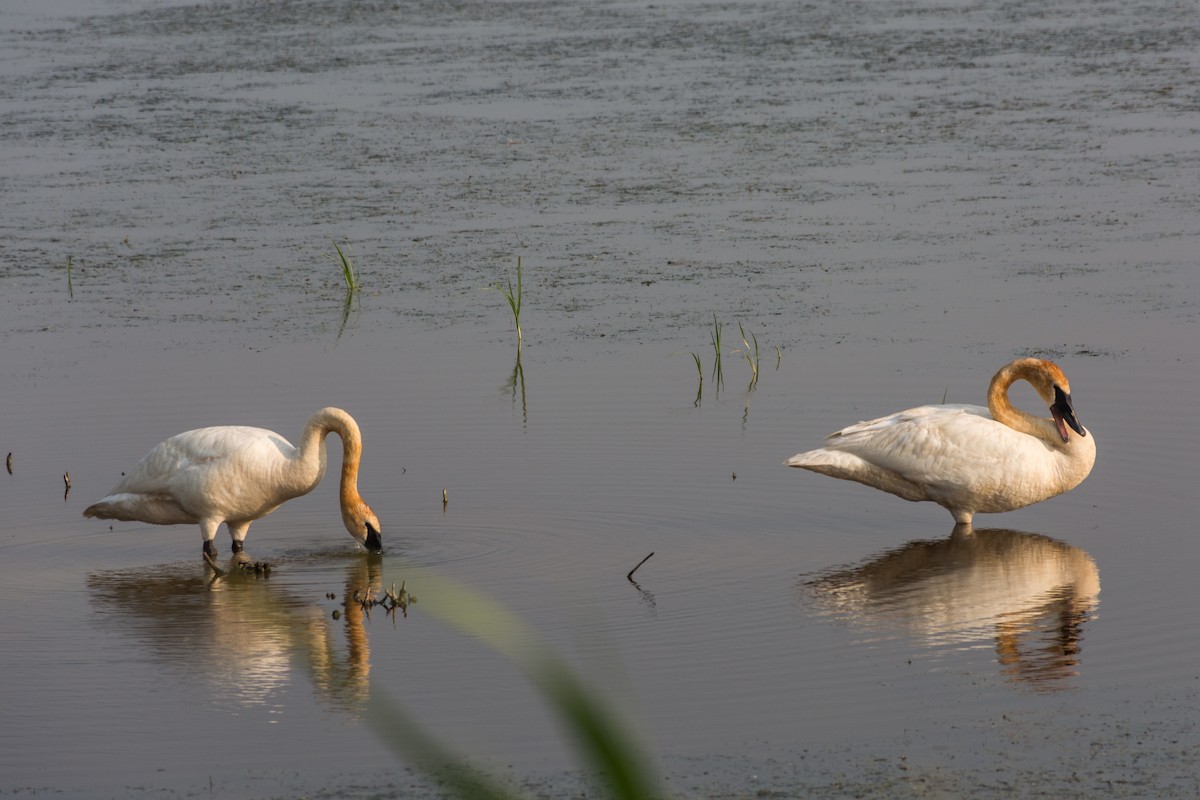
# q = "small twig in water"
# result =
<box><xmin>627</xmin><ymin>552</ymin><xmax>655</xmax><ymax>582</ymax></box>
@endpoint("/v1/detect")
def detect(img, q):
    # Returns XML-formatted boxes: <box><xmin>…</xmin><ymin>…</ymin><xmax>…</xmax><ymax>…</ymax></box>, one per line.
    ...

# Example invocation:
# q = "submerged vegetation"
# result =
<box><xmin>506</xmin><ymin>354</ymin><xmax>527</xmax><ymax>426</ymax></box>
<box><xmin>354</xmin><ymin>580</ymin><xmax>416</xmax><ymax>619</ymax></box>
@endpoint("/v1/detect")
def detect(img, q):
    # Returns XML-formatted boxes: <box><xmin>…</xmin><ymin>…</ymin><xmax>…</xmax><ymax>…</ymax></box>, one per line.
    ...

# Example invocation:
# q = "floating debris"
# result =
<box><xmin>5</xmin><ymin>452</ymin><xmax>11</xmax><ymax>475</ymax></box>
<box><xmin>201</xmin><ymin>551</ymin><xmax>271</xmax><ymax>578</ymax></box>
<box><xmin>236</xmin><ymin>560</ymin><xmax>272</xmax><ymax>577</ymax></box>
<box><xmin>352</xmin><ymin>580</ymin><xmax>416</xmax><ymax>618</ymax></box>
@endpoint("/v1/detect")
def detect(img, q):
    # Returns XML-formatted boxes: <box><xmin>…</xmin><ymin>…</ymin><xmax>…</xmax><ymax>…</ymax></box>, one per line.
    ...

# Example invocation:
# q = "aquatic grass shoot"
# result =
<box><xmin>691</xmin><ymin>353</ymin><xmax>703</xmax><ymax>407</ymax></box>
<box><xmin>709</xmin><ymin>314</ymin><xmax>724</xmax><ymax>389</ymax></box>
<box><xmin>324</xmin><ymin>241</ymin><xmax>360</xmax><ymax>339</ymax></box>
<box><xmin>65</xmin><ymin>255</ymin><xmax>74</xmax><ymax>300</ymax></box>
<box><xmin>736</xmin><ymin>322</ymin><xmax>760</xmax><ymax>387</ymax></box>
<box><xmin>506</xmin><ymin>256</ymin><xmax>525</xmax><ymax>350</ymax></box>
<box><xmin>495</xmin><ymin>256</ymin><xmax>524</xmax><ymax>352</ymax></box>
<box><xmin>328</xmin><ymin>240</ymin><xmax>359</xmax><ymax>293</ymax></box>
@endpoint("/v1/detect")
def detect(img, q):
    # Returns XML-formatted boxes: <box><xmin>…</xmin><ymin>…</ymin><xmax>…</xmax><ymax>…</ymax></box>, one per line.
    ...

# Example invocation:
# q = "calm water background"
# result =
<box><xmin>2</xmin><ymin>0</ymin><xmax>1198</xmax><ymax>797</ymax></box>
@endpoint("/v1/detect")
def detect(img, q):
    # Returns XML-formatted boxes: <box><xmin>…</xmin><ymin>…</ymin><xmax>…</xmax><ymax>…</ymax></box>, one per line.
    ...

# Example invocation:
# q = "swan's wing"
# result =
<box><xmin>87</xmin><ymin>426</ymin><xmax>303</xmax><ymax>524</ymax></box>
<box><xmin>790</xmin><ymin>404</ymin><xmax>1013</xmax><ymax>481</ymax></box>
<box><xmin>85</xmin><ymin>431</ymin><xmax>227</xmax><ymax>522</ymax></box>
<box><xmin>108</xmin><ymin>425</ymin><xmax>297</xmax><ymax>509</ymax></box>
<box><xmin>820</xmin><ymin>405</ymin><xmax>1008</xmax><ymax>477</ymax></box>
<box><xmin>827</xmin><ymin>404</ymin><xmax>986</xmax><ymax>440</ymax></box>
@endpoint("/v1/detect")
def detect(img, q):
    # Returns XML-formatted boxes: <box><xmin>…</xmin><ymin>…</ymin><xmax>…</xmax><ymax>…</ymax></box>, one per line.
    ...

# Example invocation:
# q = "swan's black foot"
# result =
<box><xmin>231</xmin><ymin>540</ymin><xmax>245</xmax><ymax>554</ymax></box>
<box><xmin>203</xmin><ymin>540</ymin><xmax>218</xmax><ymax>558</ymax></box>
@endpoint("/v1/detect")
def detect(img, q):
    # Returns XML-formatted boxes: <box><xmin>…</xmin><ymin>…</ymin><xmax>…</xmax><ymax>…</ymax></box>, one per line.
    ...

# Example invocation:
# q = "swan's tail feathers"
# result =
<box><xmin>786</xmin><ymin>449</ymin><xmax>860</xmax><ymax>472</ymax></box>
<box><xmin>82</xmin><ymin>493</ymin><xmax>195</xmax><ymax>525</ymax></box>
<box><xmin>787</xmin><ymin>449</ymin><xmax>930</xmax><ymax>504</ymax></box>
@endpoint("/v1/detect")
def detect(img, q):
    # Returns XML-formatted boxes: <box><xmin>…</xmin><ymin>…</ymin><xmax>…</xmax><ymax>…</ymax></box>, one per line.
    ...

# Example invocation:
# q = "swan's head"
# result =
<box><xmin>1049</xmin><ymin>384</ymin><xmax>1086</xmax><ymax>443</ymax></box>
<box><xmin>1030</xmin><ymin>360</ymin><xmax>1086</xmax><ymax>443</ymax></box>
<box><xmin>342</xmin><ymin>500</ymin><xmax>383</xmax><ymax>554</ymax></box>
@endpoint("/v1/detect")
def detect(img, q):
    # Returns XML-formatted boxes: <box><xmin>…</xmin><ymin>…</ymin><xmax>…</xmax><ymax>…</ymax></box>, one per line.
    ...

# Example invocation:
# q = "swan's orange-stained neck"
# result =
<box><xmin>318</xmin><ymin>408</ymin><xmax>364</xmax><ymax>497</ymax></box>
<box><xmin>293</xmin><ymin>407</ymin><xmax>361</xmax><ymax>497</ymax></box>
<box><xmin>986</xmin><ymin>358</ymin><xmax>1070</xmax><ymax>442</ymax></box>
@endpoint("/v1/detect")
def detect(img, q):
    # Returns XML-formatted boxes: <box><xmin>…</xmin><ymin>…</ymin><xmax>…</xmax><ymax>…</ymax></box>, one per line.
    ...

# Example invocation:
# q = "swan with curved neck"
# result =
<box><xmin>787</xmin><ymin>358</ymin><xmax>1096</xmax><ymax>525</ymax></box>
<box><xmin>83</xmin><ymin>407</ymin><xmax>383</xmax><ymax>558</ymax></box>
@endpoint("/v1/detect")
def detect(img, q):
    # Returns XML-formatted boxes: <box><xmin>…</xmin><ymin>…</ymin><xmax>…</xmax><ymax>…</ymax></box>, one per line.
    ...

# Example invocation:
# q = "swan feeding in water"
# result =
<box><xmin>83</xmin><ymin>407</ymin><xmax>383</xmax><ymax>558</ymax></box>
<box><xmin>787</xmin><ymin>358</ymin><xmax>1096</xmax><ymax>525</ymax></box>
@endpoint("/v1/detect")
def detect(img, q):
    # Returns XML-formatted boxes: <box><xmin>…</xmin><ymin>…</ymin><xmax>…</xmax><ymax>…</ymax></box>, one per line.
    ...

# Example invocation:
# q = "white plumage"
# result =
<box><xmin>84</xmin><ymin>407</ymin><xmax>382</xmax><ymax>558</ymax></box>
<box><xmin>787</xmin><ymin>358</ymin><xmax>1096</xmax><ymax>525</ymax></box>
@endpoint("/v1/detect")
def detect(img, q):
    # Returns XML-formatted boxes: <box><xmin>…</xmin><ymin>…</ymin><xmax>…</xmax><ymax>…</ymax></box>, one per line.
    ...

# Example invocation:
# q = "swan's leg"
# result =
<box><xmin>200</xmin><ymin>518</ymin><xmax>221</xmax><ymax>559</ymax></box>
<box><xmin>951</xmin><ymin>508</ymin><xmax>974</xmax><ymax>525</ymax></box>
<box><xmin>229</xmin><ymin>520</ymin><xmax>251</xmax><ymax>554</ymax></box>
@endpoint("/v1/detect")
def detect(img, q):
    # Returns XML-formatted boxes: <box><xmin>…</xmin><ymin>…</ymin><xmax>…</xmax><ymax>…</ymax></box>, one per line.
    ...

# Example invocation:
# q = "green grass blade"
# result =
<box><xmin>494</xmin><ymin>257</ymin><xmax>524</xmax><ymax>350</ymax></box>
<box><xmin>329</xmin><ymin>240</ymin><xmax>359</xmax><ymax>292</ymax></box>
<box><xmin>396</xmin><ymin>570</ymin><xmax>666</xmax><ymax>800</ymax></box>
<box><xmin>366</xmin><ymin>684</ymin><xmax>528</xmax><ymax>800</ymax></box>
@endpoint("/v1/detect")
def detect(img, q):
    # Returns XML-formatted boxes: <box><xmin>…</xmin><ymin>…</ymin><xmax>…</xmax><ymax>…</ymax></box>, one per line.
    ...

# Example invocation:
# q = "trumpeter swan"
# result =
<box><xmin>83</xmin><ymin>407</ymin><xmax>383</xmax><ymax>558</ymax></box>
<box><xmin>787</xmin><ymin>358</ymin><xmax>1096</xmax><ymax>525</ymax></box>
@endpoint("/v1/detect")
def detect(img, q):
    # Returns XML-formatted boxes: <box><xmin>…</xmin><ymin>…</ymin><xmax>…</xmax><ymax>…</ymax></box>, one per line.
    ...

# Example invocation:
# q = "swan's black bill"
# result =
<box><xmin>364</xmin><ymin>522</ymin><xmax>383</xmax><ymax>553</ymax></box>
<box><xmin>1050</xmin><ymin>385</ymin><xmax>1086</xmax><ymax>442</ymax></box>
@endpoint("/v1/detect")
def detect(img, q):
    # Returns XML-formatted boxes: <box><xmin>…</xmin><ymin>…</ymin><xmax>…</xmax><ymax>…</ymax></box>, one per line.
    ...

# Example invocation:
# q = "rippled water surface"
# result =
<box><xmin>2</xmin><ymin>0</ymin><xmax>1199</xmax><ymax>797</ymax></box>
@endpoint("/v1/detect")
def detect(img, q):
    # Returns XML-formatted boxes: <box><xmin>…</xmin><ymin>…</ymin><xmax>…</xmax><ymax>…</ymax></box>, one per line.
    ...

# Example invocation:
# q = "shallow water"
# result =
<box><xmin>2</xmin><ymin>0</ymin><xmax>1199</xmax><ymax>797</ymax></box>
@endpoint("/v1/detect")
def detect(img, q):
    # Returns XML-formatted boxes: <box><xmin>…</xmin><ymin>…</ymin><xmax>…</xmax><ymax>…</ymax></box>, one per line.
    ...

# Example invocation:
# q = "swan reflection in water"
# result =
<box><xmin>87</xmin><ymin>554</ymin><xmax>388</xmax><ymax>713</ymax></box>
<box><xmin>803</xmin><ymin>527</ymin><xmax>1100</xmax><ymax>691</ymax></box>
